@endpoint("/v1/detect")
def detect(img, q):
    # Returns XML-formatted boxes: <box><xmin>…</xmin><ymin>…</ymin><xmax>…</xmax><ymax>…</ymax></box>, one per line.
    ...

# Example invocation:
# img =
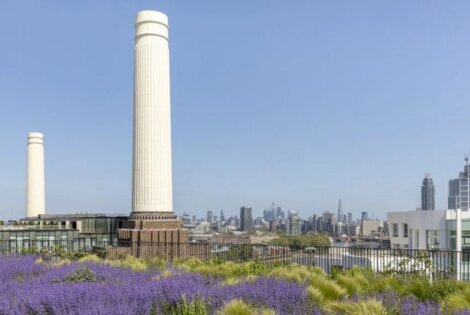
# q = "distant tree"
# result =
<box><xmin>270</xmin><ymin>234</ymin><xmax>330</xmax><ymax>247</ymax></box>
<box><xmin>256</xmin><ymin>226</ymin><xmax>269</xmax><ymax>233</ymax></box>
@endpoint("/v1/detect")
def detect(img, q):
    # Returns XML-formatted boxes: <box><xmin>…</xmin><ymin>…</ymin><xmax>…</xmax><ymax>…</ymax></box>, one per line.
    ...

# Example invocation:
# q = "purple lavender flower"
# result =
<box><xmin>0</xmin><ymin>256</ymin><xmax>313</xmax><ymax>314</ymax></box>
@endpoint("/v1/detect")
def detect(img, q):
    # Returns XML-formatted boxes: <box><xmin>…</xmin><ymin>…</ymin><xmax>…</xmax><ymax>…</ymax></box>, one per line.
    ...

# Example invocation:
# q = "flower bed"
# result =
<box><xmin>0</xmin><ymin>255</ymin><xmax>469</xmax><ymax>314</ymax></box>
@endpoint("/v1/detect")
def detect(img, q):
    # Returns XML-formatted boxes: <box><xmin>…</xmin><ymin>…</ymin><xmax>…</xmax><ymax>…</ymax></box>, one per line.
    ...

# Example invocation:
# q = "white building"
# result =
<box><xmin>360</xmin><ymin>219</ymin><xmax>383</xmax><ymax>237</ymax></box>
<box><xmin>387</xmin><ymin>209</ymin><xmax>470</xmax><ymax>251</ymax></box>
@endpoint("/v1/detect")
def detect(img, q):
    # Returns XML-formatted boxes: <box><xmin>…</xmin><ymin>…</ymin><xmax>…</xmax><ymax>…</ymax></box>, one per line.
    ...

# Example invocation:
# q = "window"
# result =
<box><xmin>403</xmin><ymin>224</ymin><xmax>408</xmax><ymax>238</ymax></box>
<box><xmin>392</xmin><ymin>223</ymin><xmax>398</xmax><ymax>237</ymax></box>
<box><xmin>426</xmin><ymin>230</ymin><xmax>440</xmax><ymax>250</ymax></box>
<box><xmin>447</xmin><ymin>220</ymin><xmax>456</xmax><ymax>250</ymax></box>
<box><xmin>462</xmin><ymin>219</ymin><xmax>470</xmax><ymax>251</ymax></box>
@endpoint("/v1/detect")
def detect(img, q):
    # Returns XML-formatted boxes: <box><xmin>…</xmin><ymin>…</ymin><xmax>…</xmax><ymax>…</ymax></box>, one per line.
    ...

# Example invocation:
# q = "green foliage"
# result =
<box><xmin>268</xmin><ymin>264</ymin><xmax>325</xmax><ymax>284</ymax></box>
<box><xmin>20</xmin><ymin>246</ymin><xmax>40</xmax><ymax>255</ymax></box>
<box><xmin>182</xmin><ymin>257</ymin><xmax>203</xmax><ymax>269</ymax></box>
<box><xmin>215</xmin><ymin>245</ymin><xmax>253</xmax><ymax>261</ymax></box>
<box><xmin>330</xmin><ymin>265</ymin><xmax>344</xmax><ymax>279</ymax></box>
<box><xmin>444</xmin><ymin>286</ymin><xmax>470</xmax><ymax>313</ymax></box>
<box><xmin>164</xmin><ymin>296</ymin><xmax>208</xmax><ymax>315</ymax></box>
<box><xmin>78</xmin><ymin>254</ymin><xmax>101</xmax><ymax>263</ymax></box>
<box><xmin>367</xmin><ymin>274</ymin><xmax>401</xmax><ymax>294</ymax></box>
<box><xmin>20</xmin><ymin>244</ymin><xmax>88</xmax><ymax>260</ymax></box>
<box><xmin>216</xmin><ymin>299</ymin><xmax>275</xmax><ymax>315</ymax></box>
<box><xmin>221</xmin><ymin>277</ymin><xmax>241</xmax><ymax>286</ymax></box>
<box><xmin>249</xmin><ymin>259</ymin><xmax>269</xmax><ymax>275</ymax></box>
<box><xmin>211</xmin><ymin>256</ymin><xmax>224</xmax><ymax>265</ymax></box>
<box><xmin>217</xmin><ymin>299</ymin><xmax>252</xmax><ymax>315</ymax></box>
<box><xmin>118</xmin><ymin>256</ymin><xmax>147</xmax><ymax>272</ymax></box>
<box><xmin>384</xmin><ymin>250</ymin><xmax>433</xmax><ymax>278</ymax></box>
<box><xmin>311</xmin><ymin>275</ymin><xmax>347</xmax><ymax>301</ymax></box>
<box><xmin>93</xmin><ymin>247</ymin><xmax>107</xmax><ymax>259</ymax></box>
<box><xmin>271</xmin><ymin>234</ymin><xmax>330</xmax><ymax>247</ymax></box>
<box><xmin>307</xmin><ymin>285</ymin><xmax>325</xmax><ymax>306</ymax></box>
<box><xmin>64</xmin><ymin>251</ymin><xmax>89</xmax><ymax>260</ymax></box>
<box><xmin>176</xmin><ymin>259</ymin><xmax>270</xmax><ymax>280</ymax></box>
<box><xmin>446</xmin><ymin>252</ymin><xmax>457</xmax><ymax>278</ymax></box>
<box><xmin>430</xmin><ymin>279</ymin><xmax>464</xmax><ymax>301</ymax></box>
<box><xmin>63</xmin><ymin>267</ymin><xmax>97</xmax><ymax>283</ymax></box>
<box><xmin>146</xmin><ymin>257</ymin><xmax>167</xmax><ymax>270</ymax></box>
<box><xmin>268</xmin><ymin>267</ymin><xmax>303</xmax><ymax>284</ymax></box>
<box><xmin>327</xmin><ymin>299</ymin><xmax>388</xmax><ymax>315</ymax></box>
<box><xmin>336</xmin><ymin>274</ymin><xmax>368</xmax><ymax>296</ymax></box>
<box><xmin>340</xmin><ymin>267</ymin><xmax>400</xmax><ymax>295</ymax></box>
<box><xmin>343</xmin><ymin>266</ymin><xmax>468</xmax><ymax>304</ymax></box>
<box><xmin>399</xmin><ymin>276</ymin><xmax>435</xmax><ymax>301</ymax></box>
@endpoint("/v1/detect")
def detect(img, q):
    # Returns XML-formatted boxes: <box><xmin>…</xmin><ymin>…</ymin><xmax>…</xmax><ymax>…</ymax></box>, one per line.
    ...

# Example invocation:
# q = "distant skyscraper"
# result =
<box><xmin>269</xmin><ymin>220</ymin><xmax>277</xmax><ymax>232</ymax></box>
<box><xmin>347</xmin><ymin>212</ymin><xmax>353</xmax><ymax>225</ymax></box>
<box><xmin>240</xmin><ymin>207</ymin><xmax>253</xmax><ymax>231</ymax></box>
<box><xmin>337</xmin><ymin>199</ymin><xmax>343</xmax><ymax>223</ymax></box>
<box><xmin>207</xmin><ymin>210</ymin><xmax>213</xmax><ymax>223</ymax></box>
<box><xmin>449</xmin><ymin>158</ymin><xmax>470</xmax><ymax>211</ymax></box>
<box><xmin>311</xmin><ymin>214</ymin><xmax>317</xmax><ymax>233</ymax></box>
<box><xmin>182</xmin><ymin>213</ymin><xmax>191</xmax><ymax>225</ymax></box>
<box><xmin>220</xmin><ymin>209</ymin><xmax>225</xmax><ymax>221</ymax></box>
<box><xmin>286</xmin><ymin>211</ymin><xmax>301</xmax><ymax>236</ymax></box>
<box><xmin>361</xmin><ymin>211</ymin><xmax>369</xmax><ymax>221</ymax></box>
<box><xmin>330</xmin><ymin>214</ymin><xmax>337</xmax><ymax>234</ymax></box>
<box><xmin>421</xmin><ymin>173</ymin><xmax>435</xmax><ymax>210</ymax></box>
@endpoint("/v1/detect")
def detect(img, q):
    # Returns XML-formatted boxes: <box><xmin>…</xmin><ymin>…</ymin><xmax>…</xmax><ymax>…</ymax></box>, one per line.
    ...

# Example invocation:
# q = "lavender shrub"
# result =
<box><xmin>0</xmin><ymin>256</ymin><xmax>314</xmax><ymax>315</ymax></box>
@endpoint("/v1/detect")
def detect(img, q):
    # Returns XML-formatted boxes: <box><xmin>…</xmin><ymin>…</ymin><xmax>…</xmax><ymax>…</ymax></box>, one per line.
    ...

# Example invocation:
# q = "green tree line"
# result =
<box><xmin>271</xmin><ymin>234</ymin><xmax>331</xmax><ymax>247</ymax></box>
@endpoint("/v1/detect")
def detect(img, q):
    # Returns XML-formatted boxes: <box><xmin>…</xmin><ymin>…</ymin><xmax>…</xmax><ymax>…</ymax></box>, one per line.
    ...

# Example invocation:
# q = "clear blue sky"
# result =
<box><xmin>1</xmin><ymin>1</ymin><xmax>469</xmax><ymax>220</ymax></box>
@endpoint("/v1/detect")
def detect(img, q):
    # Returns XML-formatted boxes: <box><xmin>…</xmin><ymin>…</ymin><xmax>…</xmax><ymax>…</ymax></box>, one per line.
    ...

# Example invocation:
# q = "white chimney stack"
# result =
<box><xmin>132</xmin><ymin>11</ymin><xmax>173</xmax><ymax>214</ymax></box>
<box><xmin>27</xmin><ymin>132</ymin><xmax>45</xmax><ymax>217</ymax></box>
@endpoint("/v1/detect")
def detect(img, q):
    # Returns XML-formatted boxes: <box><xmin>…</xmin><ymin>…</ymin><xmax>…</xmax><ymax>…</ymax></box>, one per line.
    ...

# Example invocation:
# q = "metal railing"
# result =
<box><xmin>2</xmin><ymin>240</ymin><xmax>469</xmax><ymax>281</ymax></box>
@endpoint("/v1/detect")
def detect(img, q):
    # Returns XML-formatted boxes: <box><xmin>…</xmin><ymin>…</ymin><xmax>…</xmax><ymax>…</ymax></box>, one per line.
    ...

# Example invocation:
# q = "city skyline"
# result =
<box><xmin>187</xmin><ymin>202</ymin><xmax>374</xmax><ymax>222</ymax></box>
<box><xmin>1</xmin><ymin>1</ymin><xmax>470</xmax><ymax>219</ymax></box>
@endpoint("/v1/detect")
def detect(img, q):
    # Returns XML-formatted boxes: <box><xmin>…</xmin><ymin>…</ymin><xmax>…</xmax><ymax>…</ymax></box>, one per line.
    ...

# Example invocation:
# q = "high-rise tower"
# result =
<box><xmin>361</xmin><ymin>211</ymin><xmax>369</xmax><ymax>221</ymax></box>
<box><xmin>207</xmin><ymin>210</ymin><xmax>213</xmax><ymax>223</ymax></box>
<box><xmin>448</xmin><ymin>158</ymin><xmax>470</xmax><ymax>211</ymax></box>
<box><xmin>240</xmin><ymin>207</ymin><xmax>253</xmax><ymax>231</ymax></box>
<box><xmin>26</xmin><ymin>132</ymin><xmax>45</xmax><ymax>217</ymax></box>
<box><xmin>421</xmin><ymin>173</ymin><xmax>435</xmax><ymax>210</ymax></box>
<box><xmin>132</xmin><ymin>10</ymin><xmax>173</xmax><ymax>216</ymax></box>
<box><xmin>337</xmin><ymin>199</ymin><xmax>343</xmax><ymax>223</ymax></box>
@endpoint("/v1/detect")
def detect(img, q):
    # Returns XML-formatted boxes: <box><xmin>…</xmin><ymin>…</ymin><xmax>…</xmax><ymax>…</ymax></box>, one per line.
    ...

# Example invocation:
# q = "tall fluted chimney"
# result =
<box><xmin>132</xmin><ymin>11</ymin><xmax>173</xmax><ymax>215</ymax></box>
<box><xmin>27</xmin><ymin>132</ymin><xmax>45</xmax><ymax>217</ymax></box>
